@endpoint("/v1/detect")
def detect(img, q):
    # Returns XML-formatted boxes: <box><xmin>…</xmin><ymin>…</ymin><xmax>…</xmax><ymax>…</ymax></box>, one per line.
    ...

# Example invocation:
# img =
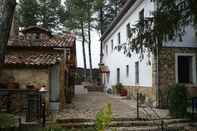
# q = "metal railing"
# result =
<box><xmin>136</xmin><ymin>92</ymin><xmax>168</xmax><ymax>131</ymax></box>
<box><xmin>0</xmin><ymin>89</ymin><xmax>46</xmax><ymax>124</ymax></box>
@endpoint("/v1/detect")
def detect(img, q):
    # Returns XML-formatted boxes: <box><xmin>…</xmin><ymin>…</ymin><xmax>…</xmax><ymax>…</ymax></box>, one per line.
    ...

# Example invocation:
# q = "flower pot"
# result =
<box><xmin>120</xmin><ymin>89</ymin><xmax>128</xmax><ymax>96</ymax></box>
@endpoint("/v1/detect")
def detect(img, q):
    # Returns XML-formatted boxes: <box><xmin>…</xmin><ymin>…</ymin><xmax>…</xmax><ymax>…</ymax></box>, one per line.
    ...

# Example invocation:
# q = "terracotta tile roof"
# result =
<box><xmin>8</xmin><ymin>33</ymin><xmax>76</xmax><ymax>48</ymax></box>
<box><xmin>5</xmin><ymin>52</ymin><xmax>63</xmax><ymax>66</ymax></box>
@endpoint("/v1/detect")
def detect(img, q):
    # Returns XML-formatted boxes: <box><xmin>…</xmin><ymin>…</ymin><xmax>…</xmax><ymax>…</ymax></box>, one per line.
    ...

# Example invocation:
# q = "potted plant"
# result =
<box><xmin>120</xmin><ymin>88</ymin><xmax>128</xmax><ymax>96</ymax></box>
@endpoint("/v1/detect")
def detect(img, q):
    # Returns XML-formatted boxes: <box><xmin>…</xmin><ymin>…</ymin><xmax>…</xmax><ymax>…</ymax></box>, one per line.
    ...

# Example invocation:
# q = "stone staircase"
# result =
<box><xmin>82</xmin><ymin>82</ymin><xmax>104</xmax><ymax>92</ymax></box>
<box><xmin>56</xmin><ymin>118</ymin><xmax>196</xmax><ymax>131</ymax></box>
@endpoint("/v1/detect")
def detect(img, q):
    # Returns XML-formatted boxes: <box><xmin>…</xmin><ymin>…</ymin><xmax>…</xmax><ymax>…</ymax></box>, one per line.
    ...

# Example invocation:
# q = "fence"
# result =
<box><xmin>0</xmin><ymin>89</ymin><xmax>45</xmax><ymax>123</ymax></box>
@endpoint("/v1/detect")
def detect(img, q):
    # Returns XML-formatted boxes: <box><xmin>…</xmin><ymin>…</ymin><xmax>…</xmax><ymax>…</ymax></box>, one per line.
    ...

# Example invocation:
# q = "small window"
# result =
<box><xmin>135</xmin><ymin>61</ymin><xmax>139</xmax><ymax>84</ymax></box>
<box><xmin>139</xmin><ymin>9</ymin><xmax>144</xmax><ymax>21</ymax></box>
<box><xmin>107</xmin><ymin>73</ymin><xmax>110</xmax><ymax>83</ymax></box>
<box><xmin>118</xmin><ymin>32</ymin><xmax>121</xmax><ymax>44</ymax></box>
<box><xmin>36</xmin><ymin>33</ymin><xmax>40</xmax><ymax>39</ymax></box>
<box><xmin>111</xmin><ymin>40</ymin><xmax>114</xmax><ymax>52</ymax></box>
<box><xmin>106</xmin><ymin>45</ymin><xmax>108</xmax><ymax>55</ymax></box>
<box><xmin>126</xmin><ymin>65</ymin><xmax>129</xmax><ymax>77</ymax></box>
<box><xmin>177</xmin><ymin>56</ymin><xmax>193</xmax><ymax>83</ymax></box>
<box><xmin>117</xmin><ymin>68</ymin><xmax>120</xmax><ymax>84</ymax></box>
<box><xmin>126</xmin><ymin>23</ymin><xmax>131</xmax><ymax>38</ymax></box>
<box><xmin>139</xmin><ymin>9</ymin><xmax>144</xmax><ymax>31</ymax></box>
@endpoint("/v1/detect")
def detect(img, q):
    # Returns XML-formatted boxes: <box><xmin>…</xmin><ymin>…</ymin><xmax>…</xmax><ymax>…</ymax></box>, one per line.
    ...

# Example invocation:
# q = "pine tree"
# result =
<box><xmin>18</xmin><ymin>0</ymin><xmax>39</xmax><ymax>27</ymax></box>
<box><xmin>39</xmin><ymin>0</ymin><xmax>65</xmax><ymax>31</ymax></box>
<box><xmin>18</xmin><ymin>0</ymin><xmax>65</xmax><ymax>31</ymax></box>
<box><xmin>64</xmin><ymin>0</ymin><xmax>88</xmax><ymax>80</ymax></box>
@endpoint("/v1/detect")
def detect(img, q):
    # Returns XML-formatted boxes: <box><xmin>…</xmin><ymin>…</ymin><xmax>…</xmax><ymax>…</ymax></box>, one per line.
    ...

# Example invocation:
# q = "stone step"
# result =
<box><xmin>56</xmin><ymin>117</ymin><xmax>188</xmax><ymax>123</ymax></box>
<box><xmin>57</xmin><ymin>119</ymin><xmax>191</xmax><ymax>128</ymax></box>
<box><xmin>56</xmin><ymin>118</ymin><xmax>95</xmax><ymax>123</ymax></box>
<box><xmin>110</xmin><ymin>122</ymin><xmax>195</xmax><ymax>131</ymax></box>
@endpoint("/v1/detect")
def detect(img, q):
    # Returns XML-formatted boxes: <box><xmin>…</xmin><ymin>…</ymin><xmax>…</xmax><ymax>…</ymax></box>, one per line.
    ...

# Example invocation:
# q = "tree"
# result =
<box><xmin>18</xmin><ymin>0</ymin><xmax>65</xmax><ymax>31</ymax></box>
<box><xmin>39</xmin><ymin>0</ymin><xmax>65</xmax><ymax>31</ymax></box>
<box><xmin>18</xmin><ymin>0</ymin><xmax>39</xmax><ymax>27</ymax></box>
<box><xmin>64</xmin><ymin>0</ymin><xmax>88</xmax><ymax>80</ymax></box>
<box><xmin>0</xmin><ymin>0</ymin><xmax>16</xmax><ymax>64</ymax></box>
<box><xmin>87</xmin><ymin>0</ymin><xmax>93</xmax><ymax>82</ymax></box>
<box><xmin>118</xmin><ymin>0</ymin><xmax>197</xmax><ymax>58</ymax></box>
<box><xmin>65</xmin><ymin>0</ymin><xmax>103</xmax><ymax>81</ymax></box>
<box><xmin>100</xmin><ymin>0</ymin><xmax>125</xmax><ymax>33</ymax></box>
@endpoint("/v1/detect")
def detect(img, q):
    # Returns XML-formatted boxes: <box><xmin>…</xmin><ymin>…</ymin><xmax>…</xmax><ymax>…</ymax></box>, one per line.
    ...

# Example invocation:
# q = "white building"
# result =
<box><xmin>100</xmin><ymin>0</ymin><xmax>197</xmax><ymax>107</ymax></box>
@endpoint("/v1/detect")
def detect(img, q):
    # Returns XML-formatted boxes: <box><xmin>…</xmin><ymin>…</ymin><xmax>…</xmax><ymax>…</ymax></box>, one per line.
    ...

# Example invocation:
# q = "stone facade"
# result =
<box><xmin>125</xmin><ymin>86</ymin><xmax>156</xmax><ymax>105</ymax></box>
<box><xmin>158</xmin><ymin>47</ymin><xmax>197</xmax><ymax>107</ymax></box>
<box><xmin>0</xmin><ymin>68</ymin><xmax>49</xmax><ymax>90</ymax></box>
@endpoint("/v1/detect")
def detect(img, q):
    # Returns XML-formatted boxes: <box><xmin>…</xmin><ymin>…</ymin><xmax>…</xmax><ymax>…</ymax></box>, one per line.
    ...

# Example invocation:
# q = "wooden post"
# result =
<box><xmin>42</xmin><ymin>102</ymin><xmax>46</xmax><ymax>127</ymax></box>
<box><xmin>137</xmin><ymin>92</ymin><xmax>139</xmax><ymax>119</ymax></box>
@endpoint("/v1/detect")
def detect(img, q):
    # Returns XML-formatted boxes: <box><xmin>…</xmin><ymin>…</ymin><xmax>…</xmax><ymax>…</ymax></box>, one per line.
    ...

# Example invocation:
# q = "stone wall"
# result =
<box><xmin>0</xmin><ymin>68</ymin><xmax>49</xmax><ymax>90</ymax></box>
<box><xmin>158</xmin><ymin>47</ymin><xmax>197</xmax><ymax>107</ymax></box>
<box><xmin>124</xmin><ymin>85</ymin><xmax>156</xmax><ymax>106</ymax></box>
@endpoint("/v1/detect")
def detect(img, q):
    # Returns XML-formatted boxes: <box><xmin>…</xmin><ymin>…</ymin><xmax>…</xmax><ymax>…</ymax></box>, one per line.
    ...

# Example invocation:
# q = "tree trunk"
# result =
<box><xmin>81</xmin><ymin>21</ymin><xmax>87</xmax><ymax>81</ymax></box>
<box><xmin>88</xmin><ymin>1</ymin><xmax>93</xmax><ymax>82</ymax></box>
<box><xmin>99</xmin><ymin>7</ymin><xmax>104</xmax><ymax>64</ymax></box>
<box><xmin>0</xmin><ymin>0</ymin><xmax>16</xmax><ymax>64</ymax></box>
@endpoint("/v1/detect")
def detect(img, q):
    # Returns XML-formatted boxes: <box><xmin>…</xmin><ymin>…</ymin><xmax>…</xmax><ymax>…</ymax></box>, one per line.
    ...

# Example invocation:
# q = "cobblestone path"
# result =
<box><xmin>56</xmin><ymin>92</ymin><xmax>170</xmax><ymax>120</ymax></box>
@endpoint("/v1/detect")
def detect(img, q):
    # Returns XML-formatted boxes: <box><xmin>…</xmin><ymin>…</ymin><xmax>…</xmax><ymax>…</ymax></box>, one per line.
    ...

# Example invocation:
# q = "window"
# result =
<box><xmin>111</xmin><ymin>40</ymin><xmax>114</xmax><ymax>52</ymax></box>
<box><xmin>118</xmin><ymin>32</ymin><xmax>121</xmax><ymax>44</ymax></box>
<box><xmin>176</xmin><ymin>54</ymin><xmax>196</xmax><ymax>84</ymax></box>
<box><xmin>135</xmin><ymin>61</ymin><xmax>139</xmax><ymax>84</ymax></box>
<box><xmin>36</xmin><ymin>33</ymin><xmax>40</xmax><ymax>39</ymax></box>
<box><xmin>139</xmin><ymin>9</ymin><xmax>144</xmax><ymax>21</ymax></box>
<box><xmin>106</xmin><ymin>45</ymin><xmax>108</xmax><ymax>55</ymax></box>
<box><xmin>117</xmin><ymin>68</ymin><xmax>120</xmax><ymax>84</ymax></box>
<box><xmin>107</xmin><ymin>73</ymin><xmax>110</xmax><ymax>83</ymax></box>
<box><xmin>126</xmin><ymin>23</ymin><xmax>131</xmax><ymax>38</ymax></box>
<box><xmin>126</xmin><ymin>65</ymin><xmax>129</xmax><ymax>77</ymax></box>
<box><xmin>139</xmin><ymin>9</ymin><xmax>144</xmax><ymax>31</ymax></box>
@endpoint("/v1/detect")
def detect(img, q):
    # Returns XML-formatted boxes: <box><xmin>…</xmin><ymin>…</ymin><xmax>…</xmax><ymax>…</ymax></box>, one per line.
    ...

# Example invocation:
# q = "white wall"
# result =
<box><xmin>102</xmin><ymin>0</ymin><xmax>154</xmax><ymax>89</ymax></box>
<box><xmin>164</xmin><ymin>25</ymin><xmax>197</xmax><ymax>47</ymax></box>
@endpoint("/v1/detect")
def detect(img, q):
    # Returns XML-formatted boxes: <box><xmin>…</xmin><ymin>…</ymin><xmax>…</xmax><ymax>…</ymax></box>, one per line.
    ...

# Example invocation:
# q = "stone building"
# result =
<box><xmin>0</xmin><ymin>26</ymin><xmax>76</xmax><ymax>111</ymax></box>
<box><xmin>100</xmin><ymin>0</ymin><xmax>197</xmax><ymax>107</ymax></box>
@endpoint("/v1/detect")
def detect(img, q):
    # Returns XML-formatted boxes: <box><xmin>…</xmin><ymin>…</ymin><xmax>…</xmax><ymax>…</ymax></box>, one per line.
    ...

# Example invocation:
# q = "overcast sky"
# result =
<box><xmin>76</xmin><ymin>31</ymin><xmax>100</xmax><ymax>69</ymax></box>
<box><xmin>61</xmin><ymin>0</ymin><xmax>100</xmax><ymax>68</ymax></box>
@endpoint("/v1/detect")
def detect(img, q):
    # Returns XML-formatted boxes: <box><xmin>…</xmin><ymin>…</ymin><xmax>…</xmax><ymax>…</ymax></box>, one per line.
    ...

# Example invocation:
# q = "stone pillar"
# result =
<box><xmin>49</xmin><ymin>64</ymin><xmax>60</xmax><ymax>112</ymax></box>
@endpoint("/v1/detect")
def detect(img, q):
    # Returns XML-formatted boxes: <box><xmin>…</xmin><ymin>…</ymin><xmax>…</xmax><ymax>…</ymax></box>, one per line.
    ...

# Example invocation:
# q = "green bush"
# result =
<box><xmin>0</xmin><ymin>113</ymin><xmax>17</xmax><ymax>128</ymax></box>
<box><xmin>96</xmin><ymin>103</ymin><xmax>112</xmax><ymax>131</ymax></box>
<box><xmin>168</xmin><ymin>84</ymin><xmax>188</xmax><ymax>118</ymax></box>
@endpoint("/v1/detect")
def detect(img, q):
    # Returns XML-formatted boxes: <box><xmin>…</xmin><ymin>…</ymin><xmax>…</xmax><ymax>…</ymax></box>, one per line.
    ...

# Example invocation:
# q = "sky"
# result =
<box><xmin>76</xmin><ymin>31</ymin><xmax>100</xmax><ymax>69</ymax></box>
<box><xmin>61</xmin><ymin>0</ymin><xmax>100</xmax><ymax>69</ymax></box>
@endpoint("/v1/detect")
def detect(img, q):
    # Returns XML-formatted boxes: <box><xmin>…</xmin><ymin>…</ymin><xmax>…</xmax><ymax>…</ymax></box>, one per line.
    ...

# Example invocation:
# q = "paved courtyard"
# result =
<box><xmin>56</xmin><ymin>92</ymin><xmax>170</xmax><ymax>120</ymax></box>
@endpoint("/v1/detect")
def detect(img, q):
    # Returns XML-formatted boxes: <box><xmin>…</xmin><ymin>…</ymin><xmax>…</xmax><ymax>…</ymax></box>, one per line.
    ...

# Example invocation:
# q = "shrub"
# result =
<box><xmin>168</xmin><ymin>84</ymin><xmax>188</xmax><ymax>117</ymax></box>
<box><xmin>96</xmin><ymin>103</ymin><xmax>112</xmax><ymax>131</ymax></box>
<box><xmin>0</xmin><ymin>113</ymin><xmax>17</xmax><ymax>128</ymax></box>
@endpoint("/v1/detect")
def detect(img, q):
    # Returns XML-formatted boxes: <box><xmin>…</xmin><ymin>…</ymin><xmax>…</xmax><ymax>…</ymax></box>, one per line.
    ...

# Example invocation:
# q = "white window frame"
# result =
<box><xmin>175</xmin><ymin>53</ymin><xmax>196</xmax><ymax>84</ymax></box>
